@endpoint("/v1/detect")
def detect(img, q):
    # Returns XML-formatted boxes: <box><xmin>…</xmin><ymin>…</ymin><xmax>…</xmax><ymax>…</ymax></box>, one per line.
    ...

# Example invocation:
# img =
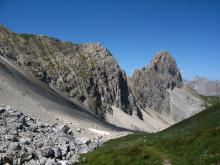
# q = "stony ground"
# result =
<box><xmin>0</xmin><ymin>105</ymin><xmax>106</xmax><ymax>165</ymax></box>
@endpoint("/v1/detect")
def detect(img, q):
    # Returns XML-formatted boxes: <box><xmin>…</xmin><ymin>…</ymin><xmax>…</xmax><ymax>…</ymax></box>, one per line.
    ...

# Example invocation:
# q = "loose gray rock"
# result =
<box><xmin>45</xmin><ymin>158</ymin><xmax>61</xmax><ymax>165</ymax></box>
<box><xmin>53</xmin><ymin>147</ymin><xmax>62</xmax><ymax>159</ymax></box>
<box><xmin>0</xmin><ymin>108</ymin><xmax>5</xmax><ymax>115</ymax></box>
<box><xmin>26</xmin><ymin>159</ymin><xmax>39</xmax><ymax>165</ymax></box>
<box><xmin>40</xmin><ymin>157</ymin><xmax>47</xmax><ymax>165</ymax></box>
<box><xmin>58</xmin><ymin>124</ymin><xmax>70</xmax><ymax>134</ymax></box>
<box><xmin>8</xmin><ymin>142</ymin><xmax>20</xmax><ymax>152</ymax></box>
<box><xmin>76</xmin><ymin>137</ymin><xmax>92</xmax><ymax>145</ymax></box>
<box><xmin>41</xmin><ymin>147</ymin><xmax>54</xmax><ymax>158</ymax></box>
<box><xmin>21</xmin><ymin>147</ymin><xmax>34</xmax><ymax>162</ymax></box>
<box><xmin>20</xmin><ymin>137</ymin><xmax>32</xmax><ymax>145</ymax></box>
<box><xmin>0</xmin><ymin>106</ymin><xmax>101</xmax><ymax>164</ymax></box>
<box><xmin>59</xmin><ymin>144</ymin><xmax>70</xmax><ymax>157</ymax></box>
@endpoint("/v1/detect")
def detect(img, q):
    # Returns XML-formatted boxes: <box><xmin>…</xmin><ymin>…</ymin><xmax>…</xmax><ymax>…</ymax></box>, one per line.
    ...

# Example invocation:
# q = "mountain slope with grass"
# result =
<box><xmin>75</xmin><ymin>96</ymin><xmax>220</xmax><ymax>165</ymax></box>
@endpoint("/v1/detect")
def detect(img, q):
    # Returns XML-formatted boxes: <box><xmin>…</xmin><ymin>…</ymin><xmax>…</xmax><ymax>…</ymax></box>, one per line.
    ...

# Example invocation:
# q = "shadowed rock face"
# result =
<box><xmin>0</xmin><ymin>25</ymin><xmax>141</xmax><ymax>119</ymax></box>
<box><xmin>129</xmin><ymin>51</ymin><xmax>182</xmax><ymax>114</ymax></box>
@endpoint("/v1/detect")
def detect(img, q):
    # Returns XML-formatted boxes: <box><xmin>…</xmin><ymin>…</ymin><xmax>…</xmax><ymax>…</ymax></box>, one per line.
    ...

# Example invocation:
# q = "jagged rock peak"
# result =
<box><xmin>151</xmin><ymin>50</ymin><xmax>176</xmax><ymax>65</ymax></box>
<box><xmin>79</xmin><ymin>42</ymin><xmax>113</xmax><ymax>58</ymax></box>
<box><xmin>149</xmin><ymin>50</ymin><xmax>182</xmax><ymax>88</ymax></box>
<box><xmin>80</xmin><ymin>42</ymin><xmax>103</xmax><ymax>48</ymax></box>
<box><xmin>129</xmin><ymin>51</ymin><xmax>183</xmax><ymax>114</ymax></box>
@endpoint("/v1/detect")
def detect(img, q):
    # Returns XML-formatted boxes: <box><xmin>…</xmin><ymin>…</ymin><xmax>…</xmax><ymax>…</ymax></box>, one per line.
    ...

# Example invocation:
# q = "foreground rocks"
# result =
<box><xmin>0</xmin><ymin>106</ymin><xmax>102</xmax><ymax>165</ymax></box>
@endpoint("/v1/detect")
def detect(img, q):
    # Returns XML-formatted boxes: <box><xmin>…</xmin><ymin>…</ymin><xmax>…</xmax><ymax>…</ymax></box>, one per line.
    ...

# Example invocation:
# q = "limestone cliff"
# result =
<box><xmin>0</xmin><ymin>25</ymin><xmax>141</xmax><ymax>119</ymax></box>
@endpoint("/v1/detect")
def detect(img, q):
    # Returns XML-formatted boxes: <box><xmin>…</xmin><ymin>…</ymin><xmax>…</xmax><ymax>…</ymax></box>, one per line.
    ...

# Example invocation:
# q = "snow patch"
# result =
<box><xmin>88</xmin><ymin>128</ymin><xmax>111</xmax><ymax>136</ymax></box>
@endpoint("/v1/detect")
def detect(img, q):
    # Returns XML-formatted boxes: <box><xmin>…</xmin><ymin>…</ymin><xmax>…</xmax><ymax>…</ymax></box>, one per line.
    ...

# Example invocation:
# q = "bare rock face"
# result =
<box><xmin>0</xmin><ymin>25</ymin><xmax>141</xmax><ymax>119</ymax></box>
<box><xmin>129</xmin><ymin>51</ymin><xmax>182</xmax><ymax>114</ymax></box>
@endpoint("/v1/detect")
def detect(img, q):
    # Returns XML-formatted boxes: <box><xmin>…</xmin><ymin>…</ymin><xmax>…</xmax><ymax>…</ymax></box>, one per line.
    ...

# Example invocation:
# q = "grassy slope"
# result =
<box><xmin>75</xmin><ymin>97</ymin><xmax>220</xmax><ymax>165</ymax></box>
<box><xmin>200</xmin><ymin>95</ymin><xmax>220</xmax><ymax>108</ymax></box>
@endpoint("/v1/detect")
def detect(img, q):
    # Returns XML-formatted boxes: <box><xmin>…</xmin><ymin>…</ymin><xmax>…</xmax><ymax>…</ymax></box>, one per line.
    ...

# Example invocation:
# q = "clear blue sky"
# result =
<box><xmin>0</xmin><ymin>0</ymin><xmax>219</xmax><ymax>80</ymax></box>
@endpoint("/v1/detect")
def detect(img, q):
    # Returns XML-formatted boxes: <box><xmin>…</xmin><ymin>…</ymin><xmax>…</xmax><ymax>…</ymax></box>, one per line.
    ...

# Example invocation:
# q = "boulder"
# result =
<box><xmin>8</xmin><ymin>142</ymin><xmax>20</xmax><ymax>152</ymax></box>
<box><xmin>45</xmin><ymin>158</ymin><xmax>61</xmax><ymax>165</ymax></box>
<box><xmin>41</xmin><ymin>147</ymin><xmax>55</xmax><ymax>158</ymax></box>
<box><xmin>53</xmin><ymin>147</ymin><xmax>62</xmax><ymax>159</ymax></box>
<box><xmin>26</xmin><ymin>159</ymin><xmax>39</xmax><ymax>165</ymax></box>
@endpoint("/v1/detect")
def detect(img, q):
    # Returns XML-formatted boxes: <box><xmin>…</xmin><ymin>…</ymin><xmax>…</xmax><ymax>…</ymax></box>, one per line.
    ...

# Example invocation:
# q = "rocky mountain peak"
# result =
<box><xmin>149</xmin><ymin>50</ymin><xmax>182</xmax><ymax>89</ymax></box>
<box><xmin>151</xmin><ymin>50</ymin><xmax>175</xmax><ymax>65</ymax></box>
<box><xmin>79</xmin><ymin>42</ymin><xmax>112</xmax><ymax>58</ymax></box>
<box><xmin>129</xmin><ymin>51</ymin><xmax>183</xmax><ymax>114</ymax></box>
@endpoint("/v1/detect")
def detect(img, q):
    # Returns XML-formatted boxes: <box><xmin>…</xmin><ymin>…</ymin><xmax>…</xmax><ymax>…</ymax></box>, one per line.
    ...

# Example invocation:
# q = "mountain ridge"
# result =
<box><xmin>185</xmin><ymin>76</ymin><xmax>220</xmax><ymax>96</ymax></box>
<box><xmin>0</xmin><ymin>25</ymin><xmax>142</xmax><ymax>119</ymax></box>
<box><xmin>0</xmin><ymin>24</ymin><xmax>204</xmax><ymax>132</ymax></box>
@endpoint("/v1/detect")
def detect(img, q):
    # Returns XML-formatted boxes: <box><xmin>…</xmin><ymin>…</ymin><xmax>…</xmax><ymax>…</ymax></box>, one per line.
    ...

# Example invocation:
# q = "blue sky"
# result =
<box><xmin>0</xmin><ymin>0</ymin><xmax>219</xmax><ymax>80</ymax></box>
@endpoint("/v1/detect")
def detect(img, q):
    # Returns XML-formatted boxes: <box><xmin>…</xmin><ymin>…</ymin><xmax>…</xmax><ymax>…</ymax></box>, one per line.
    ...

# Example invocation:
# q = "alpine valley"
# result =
<box><xmin>0</xmin><ymin>25</ymin><xmax>219</xmax><ymax>165</ymax></box>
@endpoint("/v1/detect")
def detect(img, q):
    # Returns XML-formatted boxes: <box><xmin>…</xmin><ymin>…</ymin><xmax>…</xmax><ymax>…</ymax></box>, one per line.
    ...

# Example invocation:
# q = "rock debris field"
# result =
<box><xmin>0</xmin><ymin>106</ymin><xmax>103</xmax><ymax>165</ymax></box>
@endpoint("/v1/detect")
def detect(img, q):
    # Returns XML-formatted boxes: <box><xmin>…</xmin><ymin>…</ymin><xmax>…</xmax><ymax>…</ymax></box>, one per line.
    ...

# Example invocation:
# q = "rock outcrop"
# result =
<box><xmin>129</xmin><ymin>51</ymin><xmax>182</xmax><ymax>114</ymax></box>
<box><xmin>0</xmin><ymin>25</ymin><xmax>141</xmax><ymax>119</ymax></box>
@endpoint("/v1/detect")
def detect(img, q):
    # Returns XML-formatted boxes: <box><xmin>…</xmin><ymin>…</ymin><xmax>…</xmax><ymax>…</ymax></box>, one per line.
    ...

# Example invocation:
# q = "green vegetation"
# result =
<box><xmin>75</xmin><ymin>97</ymin><xmax>220</xmax><ymax>165</ymax></box>
<box><xmin>78</xmin><ymin>54</ymin><xmax>88</xmax><ymax>65</ymax></box>
<box><xmin>200</xmin><ymin>95</ymin><xmax>220</xmax><ymax>107</ymax></box>
<box><xmin>79</xmin><ymin>70</ymin><xmax>88</xmax><ymax>79</ymax></box>
<box><xmin>18</xmin><ymin>33</ymin><xmax>35</xmax><ymax>39</ymax></box>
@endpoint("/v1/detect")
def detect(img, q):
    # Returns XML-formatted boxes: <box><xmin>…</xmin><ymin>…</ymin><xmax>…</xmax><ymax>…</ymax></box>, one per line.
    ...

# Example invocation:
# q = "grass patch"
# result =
<box><xmin>18</xmin><ymin>33</ymin><xmax>35</xmax><ymax>39</ymax></box>
<box><xmin>200</xmin><ymin>95</ymin><xmax>220</xmax><ymax>107</ymax></box>
<box><xmin>75</xmin><ymin>98</ymin><xmax>220</xmax><ymax>165</ymax></box>
<box><xmin>79</xmin><ymin>70</ymin><xmax>88</xmax><ymax>79</ymax></box>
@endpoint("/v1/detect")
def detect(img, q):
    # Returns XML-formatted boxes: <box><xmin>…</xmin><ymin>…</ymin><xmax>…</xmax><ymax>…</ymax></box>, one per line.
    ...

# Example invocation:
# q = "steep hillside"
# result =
<box><xmin>75</xmin><ymin>97</ymin><xmax>220</xmax><ymax>165</ymax></box>
<box><xmin>0</xmin><ymin>25</ymin><xmax>141</xmax><ymax>119</ymax></box>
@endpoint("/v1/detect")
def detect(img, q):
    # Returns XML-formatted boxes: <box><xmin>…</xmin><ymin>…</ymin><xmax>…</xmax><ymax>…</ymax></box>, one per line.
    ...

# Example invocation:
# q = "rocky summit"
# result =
<box><xmin>0</xmin><ymin>25</ymin><xmax>141</xmax><ymax>119</ymax></box>
<box><xmin>129</xmin><ymin>50</ymin><xmax>182</xmax><ymax>114</ymax></box>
